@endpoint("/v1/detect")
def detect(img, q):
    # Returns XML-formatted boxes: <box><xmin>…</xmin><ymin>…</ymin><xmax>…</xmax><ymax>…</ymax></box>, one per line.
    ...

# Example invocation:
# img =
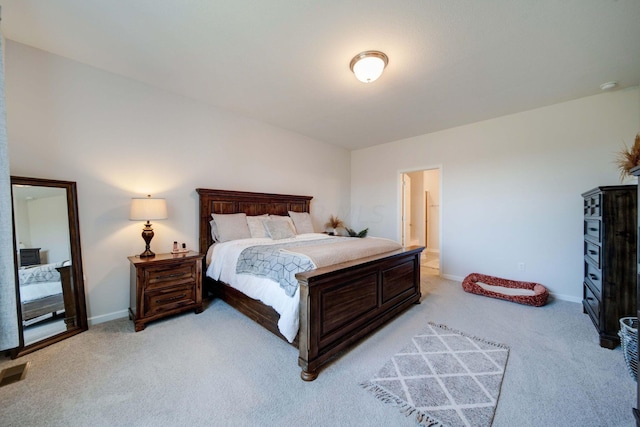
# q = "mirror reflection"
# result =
<box><xmin>13</xmin><ymin>185</ymin><xmax>72</xmax><ymax>345</ymax></box>
<box><xmin>10</xmin><ymin>176</ymin><xmax>87</xmax><ymax>358</ymax></box>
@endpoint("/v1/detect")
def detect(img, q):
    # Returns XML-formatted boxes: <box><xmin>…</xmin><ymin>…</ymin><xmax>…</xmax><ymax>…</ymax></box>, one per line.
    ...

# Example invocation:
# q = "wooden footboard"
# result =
<box><xmin>197</xmin><ymin>187</ymin><xmax>424</xmax><ymax>380</ymax></box>
<box><xmin>296</xmin><ymin>246</ymin><xmax>423</xmax><ymax>381</ymax></box>
<box><xmin>21</xmin><ymin>293</ymin><xmax>64</xmax><ymax>321</ymax></box>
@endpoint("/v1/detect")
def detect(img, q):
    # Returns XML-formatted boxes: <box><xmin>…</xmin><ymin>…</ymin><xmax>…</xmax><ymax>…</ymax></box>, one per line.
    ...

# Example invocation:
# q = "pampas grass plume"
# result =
<box><xmin>616</xmin><ymin>133</ymin><xmax>640</xmax><ymax>181</ymax></box>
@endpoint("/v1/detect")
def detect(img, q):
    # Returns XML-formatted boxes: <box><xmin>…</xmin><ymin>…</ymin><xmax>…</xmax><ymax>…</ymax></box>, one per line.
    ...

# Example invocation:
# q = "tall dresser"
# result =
<box><xmin>582</xmin><ymin>185</ymin><xmax>637</xmax><ymax>349</ymax></box>
<box><xmin>629</xmin><ymin>167</ymin><xmax>640</xmax><ymax>425</ymax></box>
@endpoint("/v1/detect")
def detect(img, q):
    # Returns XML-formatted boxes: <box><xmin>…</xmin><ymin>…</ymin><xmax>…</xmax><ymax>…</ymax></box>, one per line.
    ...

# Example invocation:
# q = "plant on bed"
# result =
<box><xmin>324</xmin><ymin>215</ymin><xmax>344</xmax><ymax>235</ymax></box>
<box><xmin>345</xmin><ymin>227</ymin><xmax>369</xmax><ymax>238</ymax></box>
<box><xmin>615</xmin><ymin>133</ymin><xmax>640</xmax><ymax>181</ymax></box>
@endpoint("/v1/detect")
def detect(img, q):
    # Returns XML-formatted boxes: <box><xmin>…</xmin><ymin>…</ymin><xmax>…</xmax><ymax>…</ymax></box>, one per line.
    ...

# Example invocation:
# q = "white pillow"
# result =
<box><xmin>269</xmin><ymin>215</ymin><xmax>297</xmax><ymax>234</ymax></box>
<box><xmin>264</xmin><ymin>220</ymin><xmax>296</xmax><ymax>240</ymax></box>
<box><xmin>246</xmin><ymin>214</ymin><xmax>269</xmax><ymax>238</ymax></box>
<box><xmin>288</xmin><ymin>211</ymin><xmax>314</xmax><ymax>234</ymax></box>
<box><xmin>210</xmin><ymin>213</ymin><xmax>251</xmax><ymax>242</ymax></box>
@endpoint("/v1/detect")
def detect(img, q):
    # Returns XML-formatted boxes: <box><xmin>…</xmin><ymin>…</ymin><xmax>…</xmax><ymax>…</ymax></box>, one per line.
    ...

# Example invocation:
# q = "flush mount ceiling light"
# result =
<box><xmin>349</xmin><ymin>50</ymin><xmax>388</xmax><ymax>83</ymax></box>
<box><xmin>600</xmin><ymin>81</ymin><xmax>618</xmax><ymax>91</ymax></box>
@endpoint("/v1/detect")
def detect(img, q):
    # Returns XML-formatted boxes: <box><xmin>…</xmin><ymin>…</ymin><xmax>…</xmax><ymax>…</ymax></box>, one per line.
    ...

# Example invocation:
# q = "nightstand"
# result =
<box><xmin>128</xmin><ymin>251</ymin><xmax>203</xmax><ymax>331</ymax></box>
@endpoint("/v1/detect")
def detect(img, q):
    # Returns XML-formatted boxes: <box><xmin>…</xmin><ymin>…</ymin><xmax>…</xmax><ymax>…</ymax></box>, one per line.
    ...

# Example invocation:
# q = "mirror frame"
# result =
<box><xmin>10</xmin><ymin>176</ymin><xmax>88</xmax><ymax>358</ymax></box>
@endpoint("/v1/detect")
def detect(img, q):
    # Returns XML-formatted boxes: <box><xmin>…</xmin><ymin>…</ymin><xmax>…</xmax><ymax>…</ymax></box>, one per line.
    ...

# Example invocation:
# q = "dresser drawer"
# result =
<box><xmin>584</xmin><ymin>261</ymin><xmax>602</xmax><ymax>294</ymax></box>
<box><xmin>583</xmin><ymin>194</ymin><xmax>601</xmax><ymax>217</ymax></box>
<box><xmin>583</xmin><ymin>284</ymin><xmax>600</xmax><ymax>327</ymax></box>
<box><xmin>144</xmin><ymin>284</ymin><xmax>196</xmax><ymax>316</ymax></box>
<box><xmin>584</xmin><ymin>219</ymin><xmax>601</xmax><ymax>242</ymax></box>
<box><xmin>144</xmin><ymin>263</ymin><xmax>196</xmax><ymax>291</ymax></box>
<box><xmin>584</xmin><ymin>240</ymin><xmax>600</xmax><ymax>268</ymax></box>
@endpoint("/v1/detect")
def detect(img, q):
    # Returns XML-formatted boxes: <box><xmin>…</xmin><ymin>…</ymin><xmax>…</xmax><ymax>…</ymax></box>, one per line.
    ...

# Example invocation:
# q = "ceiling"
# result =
<box><xmin>2</xmin><ymin>1</ymin><xmax>639</xmax><ymax>150</ymax></box>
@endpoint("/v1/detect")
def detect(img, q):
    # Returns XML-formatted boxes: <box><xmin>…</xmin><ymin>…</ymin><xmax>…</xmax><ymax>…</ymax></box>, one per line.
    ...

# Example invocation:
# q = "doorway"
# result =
<box><xmin>401</xmin><ymin>168</ymin><xmax>441</xmax><ymax>274</ymax></box>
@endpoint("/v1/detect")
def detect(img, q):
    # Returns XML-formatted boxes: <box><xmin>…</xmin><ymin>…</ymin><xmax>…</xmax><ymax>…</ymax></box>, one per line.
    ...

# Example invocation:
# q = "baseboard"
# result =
<box><xmin>548</xmin><ymin>293</ymin><xmax>581</xmax><ymax>304</ymax></box>
<box><xmin>426</xmin><ymin>248</ymin><xmax>440</xmax><ymax>254</ymax></box>
<box><xmin>88</xmin><ymin>309</ymin><xmax>129</xmax><ymax>326</ymax></box>
<box><xmin>441</xmin><ymin>273</ymin><xmax>464</xmax><ymax>282</ymax></box>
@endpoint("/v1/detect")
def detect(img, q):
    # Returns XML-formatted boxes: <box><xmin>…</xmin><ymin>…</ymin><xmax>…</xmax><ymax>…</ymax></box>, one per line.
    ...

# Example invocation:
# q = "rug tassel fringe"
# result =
<box><xmin>428</xmin><ymin>322</ymin><xmax>510</xmax><ymax>350</ymax></box>
<box><xmin>360</xmin><ymin>382</ymin><xmax>445</xmax><ymax>427</ymax></box>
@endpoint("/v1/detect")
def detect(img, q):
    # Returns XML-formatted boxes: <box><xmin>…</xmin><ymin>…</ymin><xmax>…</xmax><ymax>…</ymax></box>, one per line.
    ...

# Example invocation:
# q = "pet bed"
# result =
<box><xmin>462</xmin><ymin>272</ymin><xmax>549</xmax><ymax>306</ymax></box>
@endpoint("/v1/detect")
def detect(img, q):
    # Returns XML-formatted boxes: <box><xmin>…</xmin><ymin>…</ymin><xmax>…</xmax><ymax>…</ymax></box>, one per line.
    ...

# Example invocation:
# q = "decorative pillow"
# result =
<box><xmin>264</xmin><ymin>219</ymin><xmax>296</xmax><ymax>240</ymax></box>
<box><xmin>269</xmin><ymin>215</ymin><xmax>297</xmax><ymax>234</ymax></box>
<box><xmin>246</xmin><ymin>214</ymin><xmax>270</xmax><ymax>238</ymax></box>
<box><xmin>288</xmin><ymin>211</ymin><xmax>314</xmax><ymax>234</ymax></box>
<box><xmin>209</xmin><ymin>219</ymin><xmax>218</xmax><ymax>241</ymax></box>
<box><xmin>210</xmin><ymin>213</ymin><xmax>251</xmax><ymax>242</ymax></box>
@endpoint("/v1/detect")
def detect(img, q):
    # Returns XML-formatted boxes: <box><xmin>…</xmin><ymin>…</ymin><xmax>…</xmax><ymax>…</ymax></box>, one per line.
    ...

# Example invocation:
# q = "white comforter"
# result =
<box><xmin>18</xmin><ymin>262</ymin><xmax>66</xmax><ymax>302</ymax></box>
<box><xmin>206</xmin><ymin>233</ymin><xmax>332</xmax><ymax>342</ymax></box>
<box><xmin>206</xmin><ymin>233</ymin><xmax>403</xmax><ymax>343</ymax></box>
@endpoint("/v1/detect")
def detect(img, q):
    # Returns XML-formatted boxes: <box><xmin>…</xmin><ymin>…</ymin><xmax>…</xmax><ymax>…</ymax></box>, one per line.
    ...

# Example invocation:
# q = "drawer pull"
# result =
<box><xmin>588</xmin><ymin>250</ymin><xmax>597</xmax><ymax>255</ymax></box>
<box><xmin>156</xmin><ymin>273</ymin><xmax>186</xmax><ymax>280</ymax></box>
<box><xmin>157</xmin><ymin>293</ymin><xmax>187</xmax><ymax>304</ymax></box>
<box><xmin>588</xmin><ymin>228</ymin><xmax>598</xmax><ymax>232</ymax></box>
<box><xmin>589</xmin><ymin>273</ymin><xmax>599</xmax><ymax>280</ymax></box>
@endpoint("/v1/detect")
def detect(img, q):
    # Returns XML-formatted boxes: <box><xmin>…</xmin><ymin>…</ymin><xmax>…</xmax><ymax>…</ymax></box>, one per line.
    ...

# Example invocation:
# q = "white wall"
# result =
<box><xmin>351</xmin><ymin>87</ymin><xmax>640</xmax><ymax>302</ymax></box>
<box><xmin>27</xmin><ymin>194</ymin><xmax>70</xmax><ymax>264</ymax></box>
<box><xmin>407</xmin><ymin>170</ymin><xmax>424</xmax><ymax>246</ymax></box>
<box><xmin>423</xmin><ymin>169</ymin><xmax>440</xmax><ymax>252</ymax></box>
<box><xmin>6</xmin><ymin>41</ymin><xmax>351</xmax><ymax>323</ymax></box>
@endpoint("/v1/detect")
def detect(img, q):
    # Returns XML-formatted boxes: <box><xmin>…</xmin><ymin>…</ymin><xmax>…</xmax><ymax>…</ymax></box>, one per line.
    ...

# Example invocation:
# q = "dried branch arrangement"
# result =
<box><xmin>616</xmin><ymin>133</ymin><xmax>640</xmax><ymax>181</ymax></box>
<box><xmin>325</xmin><ymin>215</ymin><xmax>344</xmax><ymax>229</ymax></box>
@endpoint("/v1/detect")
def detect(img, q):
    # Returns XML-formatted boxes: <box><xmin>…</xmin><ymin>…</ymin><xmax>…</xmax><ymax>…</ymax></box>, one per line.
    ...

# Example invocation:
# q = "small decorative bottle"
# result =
<box><xmin>173</xmin><ymin>241</ymin><xmax>178</xmax><ymax>253</ymax></box>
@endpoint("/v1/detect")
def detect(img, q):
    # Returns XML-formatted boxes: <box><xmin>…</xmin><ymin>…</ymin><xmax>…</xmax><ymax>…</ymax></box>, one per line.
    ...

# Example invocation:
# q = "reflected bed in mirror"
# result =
<box><xmin>10</xmin><ymin>176</ymin><xmax>88</xmax><ymax>358</ymax></box>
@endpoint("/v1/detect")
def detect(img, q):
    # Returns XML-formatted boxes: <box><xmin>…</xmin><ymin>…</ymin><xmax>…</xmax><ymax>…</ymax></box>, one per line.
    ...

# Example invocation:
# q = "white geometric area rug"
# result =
<box><xmin>361</xmin><ymin>322</ymin><xmax>509</xmax><ymax>427</ymax></box>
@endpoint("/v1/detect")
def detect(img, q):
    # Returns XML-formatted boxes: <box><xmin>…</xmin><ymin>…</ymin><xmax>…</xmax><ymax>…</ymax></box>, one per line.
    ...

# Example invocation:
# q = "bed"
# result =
<box><xmin>198</xmin><ymin>188</ymin><xmax>424</xmax><ymax>381</ymax></box>
<box><xmin>18</xmin><ymin>262</ymin><xmax>76</xmax><ymax>328</ymax></box>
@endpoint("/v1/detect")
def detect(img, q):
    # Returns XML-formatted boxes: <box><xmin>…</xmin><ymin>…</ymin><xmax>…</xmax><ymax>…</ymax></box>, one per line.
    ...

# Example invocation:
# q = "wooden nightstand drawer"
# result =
<box><xmin>128</xmin><ymin>251</ymin><xmax>204</xmax><ymax>332</ymax></box>
<box><xmin>145</xmin><ymin>264</ymin><xmax>196</xmax><ymax>291</ymax></box>
<box><xmin>145</xmin><ymin>284</ymin><xmax>195</xmax><ymax>316</ymax></box>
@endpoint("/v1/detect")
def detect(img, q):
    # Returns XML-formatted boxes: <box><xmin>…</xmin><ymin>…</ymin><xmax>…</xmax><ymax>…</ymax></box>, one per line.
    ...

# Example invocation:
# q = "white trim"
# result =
<box><xmin>88</xmin><ymin>309</ymin><xmax>128</xmax><ymax>326</ymax></box>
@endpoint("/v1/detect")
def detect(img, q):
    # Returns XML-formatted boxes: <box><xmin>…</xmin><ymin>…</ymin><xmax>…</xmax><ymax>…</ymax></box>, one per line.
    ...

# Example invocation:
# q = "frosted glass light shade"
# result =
<box><xmin>129</xmin><ymin>196</ymin><xmax>168</xmax><ymax>220</ymax></box>
<box><xmin>350</xmin><ymin>51</ymin><xmax>389</xmax><ymax>83</ymax></box>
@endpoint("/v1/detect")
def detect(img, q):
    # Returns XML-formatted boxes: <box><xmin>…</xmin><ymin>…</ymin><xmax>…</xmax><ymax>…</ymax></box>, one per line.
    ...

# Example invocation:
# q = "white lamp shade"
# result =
<box><xmin>350</xmin><ymin>51</ymin><xmax>388</xmax><ymax>83</ymax></box>
<box><xmin>129</xmin><ymin>197</ymin><xmax>168</xmax><ymax>221</ymax></box>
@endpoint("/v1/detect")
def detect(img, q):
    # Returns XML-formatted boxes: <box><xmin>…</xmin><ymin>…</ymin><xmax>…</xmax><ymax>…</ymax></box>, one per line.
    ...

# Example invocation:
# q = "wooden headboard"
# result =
<box><xmin>196</xmin><ymin>188</ymin><xmax>313</xmax><ymax>254</ymax></box>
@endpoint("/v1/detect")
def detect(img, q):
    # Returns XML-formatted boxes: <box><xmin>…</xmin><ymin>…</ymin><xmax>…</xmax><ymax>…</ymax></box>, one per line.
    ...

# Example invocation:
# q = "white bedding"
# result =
<box><xmin>20</xmin><ymin>281</ymin><xmax>63</xmax><ymax>302</ymax></box>
<box><xmin>206</xmin><ymin>233</ymin><xmax>403</xmax><ymax>343</ymax></box>
<box><xmin>18</xmin><ymin>262</ymin><xmax>67</xmax><ymax>303</ymax></box>
<box><xmin>206</xmin><ymin>233</ymin><xmax>331</xmax><ymax>342</ymax></box>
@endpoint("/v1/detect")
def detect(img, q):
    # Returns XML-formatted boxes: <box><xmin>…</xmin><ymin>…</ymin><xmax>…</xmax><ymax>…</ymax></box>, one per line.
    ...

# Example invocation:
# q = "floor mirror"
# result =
<box><xmin>10</xmin><ymin>176</ymin><xmax>88</xmax><ymax>358</ymax></box>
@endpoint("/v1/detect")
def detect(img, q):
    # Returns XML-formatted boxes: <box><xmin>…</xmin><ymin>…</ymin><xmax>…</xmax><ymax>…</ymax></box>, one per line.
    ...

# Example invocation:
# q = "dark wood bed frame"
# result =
<box><xmin>197</xmin><ymin>188</ymin><xmax>424</xmax><ymax>381</ymax></box>
<box><xmin>21</xmin><ymin>265</ymin><xmax>77</xmax><ymax>330</ymax></box>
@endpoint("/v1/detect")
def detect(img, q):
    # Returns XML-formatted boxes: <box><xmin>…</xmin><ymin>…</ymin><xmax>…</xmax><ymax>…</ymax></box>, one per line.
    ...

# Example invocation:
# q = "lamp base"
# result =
<box><xmin>139</xmin><ymin>249</ymin><xmax>156</xmax><ymax>258</ymax></box>
<box><xmin>140</xmin><ymin>221</ymin><xmax>156</xmax><ymax>258</ymax></box>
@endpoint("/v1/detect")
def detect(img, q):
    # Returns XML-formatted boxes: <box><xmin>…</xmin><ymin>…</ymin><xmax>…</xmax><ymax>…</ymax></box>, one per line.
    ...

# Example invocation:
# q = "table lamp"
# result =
<box><xmin>129</xmin><ymin>195</ymin><xmax>168</xmax><ymax>257</ymax></box>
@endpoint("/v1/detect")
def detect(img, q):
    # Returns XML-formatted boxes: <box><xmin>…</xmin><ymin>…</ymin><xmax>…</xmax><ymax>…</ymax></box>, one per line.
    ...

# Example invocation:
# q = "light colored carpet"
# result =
<box><xmin>362</xmin><ymin>322</ymin><xmax>509</xmax><ymax>426</ymax></box>
<box><xmin>424</xmin><ymin>259</ymin><xmax>440</xmax><ymax>270</ymax></box>
<box><xmin>0</xmin><ymin>270</ymin><xmax>636</xmax><ymax>426</ymax></box>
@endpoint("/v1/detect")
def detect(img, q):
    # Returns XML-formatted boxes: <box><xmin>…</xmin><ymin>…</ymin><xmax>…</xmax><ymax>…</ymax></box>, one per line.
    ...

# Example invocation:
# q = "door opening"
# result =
<box><xmin>400</xmin><ymin>168</ymin><xmax>441</xmax><ymax>273</ymax></box>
